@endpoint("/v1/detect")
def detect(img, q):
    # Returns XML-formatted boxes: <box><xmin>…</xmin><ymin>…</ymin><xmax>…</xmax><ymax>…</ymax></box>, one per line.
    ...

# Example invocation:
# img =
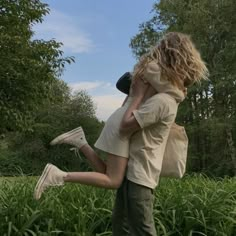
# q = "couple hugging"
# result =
<box><xmin>34</xmin><ymin>32</ymin><xmax>208</xmax><ymax>236</ymax></box>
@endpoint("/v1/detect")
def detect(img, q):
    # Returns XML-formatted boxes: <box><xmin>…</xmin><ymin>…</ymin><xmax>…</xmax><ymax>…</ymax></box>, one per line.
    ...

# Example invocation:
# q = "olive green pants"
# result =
<box><xmin>112</xmin><ymin>178</ymin><xmax>156</xmax><ymax>236</ymax></box>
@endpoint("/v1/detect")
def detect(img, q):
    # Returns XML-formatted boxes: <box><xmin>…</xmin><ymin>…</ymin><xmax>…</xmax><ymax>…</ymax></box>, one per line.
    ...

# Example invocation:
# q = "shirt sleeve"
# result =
<box><xmin>143</xmin><ymin>62</ymin><xmax>161</xmax><ymax>92</ymax></box>
<box><xmin>133</xmin><ymin>95</ymin><xmax>167</xmax><ymax>128</ymax></box>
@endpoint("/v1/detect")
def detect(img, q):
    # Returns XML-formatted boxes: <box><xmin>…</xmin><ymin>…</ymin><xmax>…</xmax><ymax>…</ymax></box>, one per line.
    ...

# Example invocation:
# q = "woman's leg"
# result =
<box><xmin>64</xmin><ymin>154</ymin><xmax>128</xmax><ymax>189</ymax></box>
<box><xmin>79</xmin><ymin>144</ymin><xmax>106</xmax><ymax>173</ymax></box>
<box><xmin>34</xmin><ymin>155</ymin><xmax>128</xmax><ymax>200</ymax></box>
<box><xmin>50</xmin><ymin>127</ymin><xmax>107</xmax><ymax>173</ymax></box>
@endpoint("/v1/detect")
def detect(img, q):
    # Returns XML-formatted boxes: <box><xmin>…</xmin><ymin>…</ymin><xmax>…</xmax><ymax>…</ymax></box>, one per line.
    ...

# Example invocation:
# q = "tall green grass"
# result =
<box><xmin>155</xmin><ymin>176</ymin><xmax>236</xmax><ymax>235</ymax></box>
<box><xmin>0</xmin><ymin>176</ymin><xmax>235</xmax><ymax>235</ymax></box>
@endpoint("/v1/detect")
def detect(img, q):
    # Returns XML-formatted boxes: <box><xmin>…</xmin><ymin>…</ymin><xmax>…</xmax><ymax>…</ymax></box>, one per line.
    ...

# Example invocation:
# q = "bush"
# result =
<box><xmin>0</xmin><ymin>90</ymin><xmax>104</xmax><ymax>176</ymax></box>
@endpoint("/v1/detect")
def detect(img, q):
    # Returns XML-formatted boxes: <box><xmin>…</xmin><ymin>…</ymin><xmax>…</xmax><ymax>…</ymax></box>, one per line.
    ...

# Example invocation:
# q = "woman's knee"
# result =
<box><xmin>109</xmin><ymin>177</ymin><xmax>123</xmax><ymax>189</ymax></box>
<box><xmin>106</xmin><ymin>155</ymin><xmax>127</xmax><ymax>189</ymax></box>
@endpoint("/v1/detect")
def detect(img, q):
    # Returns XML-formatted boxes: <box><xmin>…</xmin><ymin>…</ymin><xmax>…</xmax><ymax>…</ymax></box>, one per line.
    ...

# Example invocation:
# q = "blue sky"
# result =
<box><xmin>34</xmin><ymin>0</ymin><xmax>156</xmax><ymax>120</ymax></box>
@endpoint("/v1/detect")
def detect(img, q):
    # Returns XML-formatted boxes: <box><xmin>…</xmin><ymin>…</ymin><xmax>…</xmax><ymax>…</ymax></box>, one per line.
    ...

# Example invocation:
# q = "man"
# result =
<box><xmin>112</xmin><ymin>71</ymin><xmax>185</xmax><ymax>235</ymax></box>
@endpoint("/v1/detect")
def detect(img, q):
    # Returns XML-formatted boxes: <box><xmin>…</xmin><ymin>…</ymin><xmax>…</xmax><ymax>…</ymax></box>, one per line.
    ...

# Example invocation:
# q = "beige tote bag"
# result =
<box><xmin>161</xmin><ymin>123</ymin><xmax>188</xmax><ymax>178</ymax></box>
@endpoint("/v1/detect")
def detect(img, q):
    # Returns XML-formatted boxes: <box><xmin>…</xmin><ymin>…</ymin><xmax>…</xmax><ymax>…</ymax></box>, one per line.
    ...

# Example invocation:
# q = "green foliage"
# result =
<box><xmin>0</xmin><ymin>89</ymin><xmax>104</xmax><ymax>175</ymax></box>
<box><xmin>0</xmin><ymin>176</ymin><xmax>235</xmax><ymax>235</ymax></box>
<box><xmin>130</xmin><ymin>0</ymin><xmax>236</xmax><ymax>176</ymax></box>
<box><xmin>0</xmin><ymin>177</ymin><xmax>113</xmax><ymax>235</ymax></box>
<box><xmin>0</xmin><ymin>0</ymin><xmax>74</xmax><ymax>131</ymax></box>
<box><xmin>0</xmin><ymin>1</ymin><xmax>103</xmax><ymax>175</ymax></box>
<box><xmin>155</xmin><ymin>176</ymin><xmax>236</xmax><ymax>235</ymax></box>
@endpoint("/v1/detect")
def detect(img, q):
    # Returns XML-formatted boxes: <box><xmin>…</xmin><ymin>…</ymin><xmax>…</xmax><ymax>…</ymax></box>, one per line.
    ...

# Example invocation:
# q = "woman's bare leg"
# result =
<box><xmin>64</xmin><ymin>154</ymin><xmax>128</xmax><ymax>189</ymax></box>
<box><xmin>34</xmin><ymin>154</ymin><xmax>128</xmax><ymax>199</ymax></box>
<box><xmin>79</xmin><ymin>144</ymin><xmax>106</xmax><ymax>173</ymax></box>
<box><xmin>50</xmin><ymin>127</ymin><xmax>110</xmax><ymax>173</ymax></box>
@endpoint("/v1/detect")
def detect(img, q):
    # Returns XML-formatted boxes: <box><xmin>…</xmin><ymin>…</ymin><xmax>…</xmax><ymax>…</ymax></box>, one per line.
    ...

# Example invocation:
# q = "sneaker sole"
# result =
<box><xmin>50</xmin><ymin>127</ymin><xmax>83</xmax><ymax>146</ymax></box>
<box><xmin>34</xmin><ymin>164</ymin><xmax>52</xmax><ymax>200</ymax></box>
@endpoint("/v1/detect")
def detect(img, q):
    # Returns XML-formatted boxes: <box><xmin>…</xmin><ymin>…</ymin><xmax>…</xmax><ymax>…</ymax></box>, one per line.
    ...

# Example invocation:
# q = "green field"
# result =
<box><xmin>0</xmin><ymin>176</ymin><xmax>235</xmax><ymax>235</ymax></box>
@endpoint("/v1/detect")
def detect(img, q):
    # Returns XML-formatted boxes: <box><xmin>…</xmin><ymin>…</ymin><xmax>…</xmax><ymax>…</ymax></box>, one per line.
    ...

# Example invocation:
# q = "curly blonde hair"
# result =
<box><xmin>132</xmin><ymin>32</ymin><xmax>209</xmax><ymax>89</ymax></box>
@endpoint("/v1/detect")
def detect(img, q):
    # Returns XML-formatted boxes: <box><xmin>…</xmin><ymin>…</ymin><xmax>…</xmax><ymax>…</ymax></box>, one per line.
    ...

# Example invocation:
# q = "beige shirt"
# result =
<box><xmin>126</xmin><ymin>61</ymin><xmax>185</xmax><ymax>189</ymax></box>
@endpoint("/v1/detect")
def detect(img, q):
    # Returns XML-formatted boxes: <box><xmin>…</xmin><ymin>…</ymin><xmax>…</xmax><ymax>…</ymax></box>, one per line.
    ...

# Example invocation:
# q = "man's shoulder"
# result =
<box><xmin>152</xmin><ymin>92</ymin><xmax>174</xmax><ymax>99</ymax></box>
<box><xmin>150</xmin><ymin>93</ymin><xmax>178</xmax><ymax>118</ymax></box>
<box><xmin>148</xmin><ymin>93</ymin><xmax>175</xmax><ymax>105</ymax></box>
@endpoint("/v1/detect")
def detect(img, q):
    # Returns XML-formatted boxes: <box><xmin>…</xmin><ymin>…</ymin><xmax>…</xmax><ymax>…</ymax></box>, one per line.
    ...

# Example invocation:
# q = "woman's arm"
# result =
<box><xmin>142</xmin><ymin>85</ymin><xmax>157</xmax><ymax>102</ymax></box>
<box><xmin>119</xmin><ymin>96</ymin><xmax>143</xmax><ymax>135</ymax></box>
<box><xmin>119</xmin><ymin>78</ymin><xmax>149</xmax><ymax>135</ymax></box>
<box><xmin>121</xmin><ymin>95</ymin><xmax>129</xmax><ymax>106</ymax></box>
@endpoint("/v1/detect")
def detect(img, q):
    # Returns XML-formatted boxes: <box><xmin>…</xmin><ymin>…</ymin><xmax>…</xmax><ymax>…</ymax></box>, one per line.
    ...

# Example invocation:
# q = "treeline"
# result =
<box><xmin>0</xmin><ymin>0</ymin><xmax>103</xmax><ymax>175</ymax></box>
<box><xmin>130</xmin><ymin>0</ymin><xmax>236</xmax><ymax>176</ymax></box>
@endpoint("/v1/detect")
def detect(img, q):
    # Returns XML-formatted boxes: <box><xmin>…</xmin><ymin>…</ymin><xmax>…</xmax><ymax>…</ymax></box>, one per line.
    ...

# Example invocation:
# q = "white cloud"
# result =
<box><xmin>69</xmin><ymin>81</ymin><xmax>103</xmax><ymax>92</ymax></box>
<box><xmin>69</xmin><ymin>81</ymin><xmax>126</xmax><ymax>121</ymax></box>
<box><xmin>33</xmin><ymin>9</ymin><xmax>94</xmax><ymax>53</ymax></box>
<box><xmin>93</xmin><ymin>94</ymin><xmax>125</xmax><ymax>121</ymax></box>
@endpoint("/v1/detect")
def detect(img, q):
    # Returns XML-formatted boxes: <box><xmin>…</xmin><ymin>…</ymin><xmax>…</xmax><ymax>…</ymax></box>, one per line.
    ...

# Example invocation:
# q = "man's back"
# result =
<box><xmin>127</xmin><ymin>93</ymin><xmax>179</xmax><ymax>189</ymax></box>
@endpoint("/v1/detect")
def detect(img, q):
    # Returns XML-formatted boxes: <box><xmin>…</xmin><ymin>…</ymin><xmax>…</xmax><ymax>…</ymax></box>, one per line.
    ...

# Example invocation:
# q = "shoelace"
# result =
<box><xmin>69</xmin><ymin>147</ymin><xmax>82</xmax><ymax>160</ymax></box>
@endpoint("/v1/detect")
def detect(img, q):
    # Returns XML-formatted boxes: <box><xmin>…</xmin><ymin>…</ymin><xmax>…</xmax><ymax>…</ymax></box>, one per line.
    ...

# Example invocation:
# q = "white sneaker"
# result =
<box><xmin>34</xmin><ymin>164</ymin><xmax>67</xmax><ymax>200</ymax></box>
<box><xmin>50</xmin><ymin>126</ymin><xmax>87</xmax><ymax>149</ymax></box>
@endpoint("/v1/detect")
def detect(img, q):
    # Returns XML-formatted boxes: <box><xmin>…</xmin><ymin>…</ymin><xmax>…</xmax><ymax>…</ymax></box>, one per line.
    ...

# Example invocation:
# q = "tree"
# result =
<box><xmin>0</xmin><ymin>0</ymin><xmax>74</xmax><ymax>132</ymax></box>
<box><xmin>5</xmin><ymin>90</ymin><xmax>103</xmax><ymax>175</ymax></box>
<box><xmin>130</xmin><ymin>0</ymin><xmax>236</xmax><ymax>176</ymax></box>
<box><xmin>0</xmin><ymin>1</ymin><xmax>104</xmax><ymax>175</ymax></box>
